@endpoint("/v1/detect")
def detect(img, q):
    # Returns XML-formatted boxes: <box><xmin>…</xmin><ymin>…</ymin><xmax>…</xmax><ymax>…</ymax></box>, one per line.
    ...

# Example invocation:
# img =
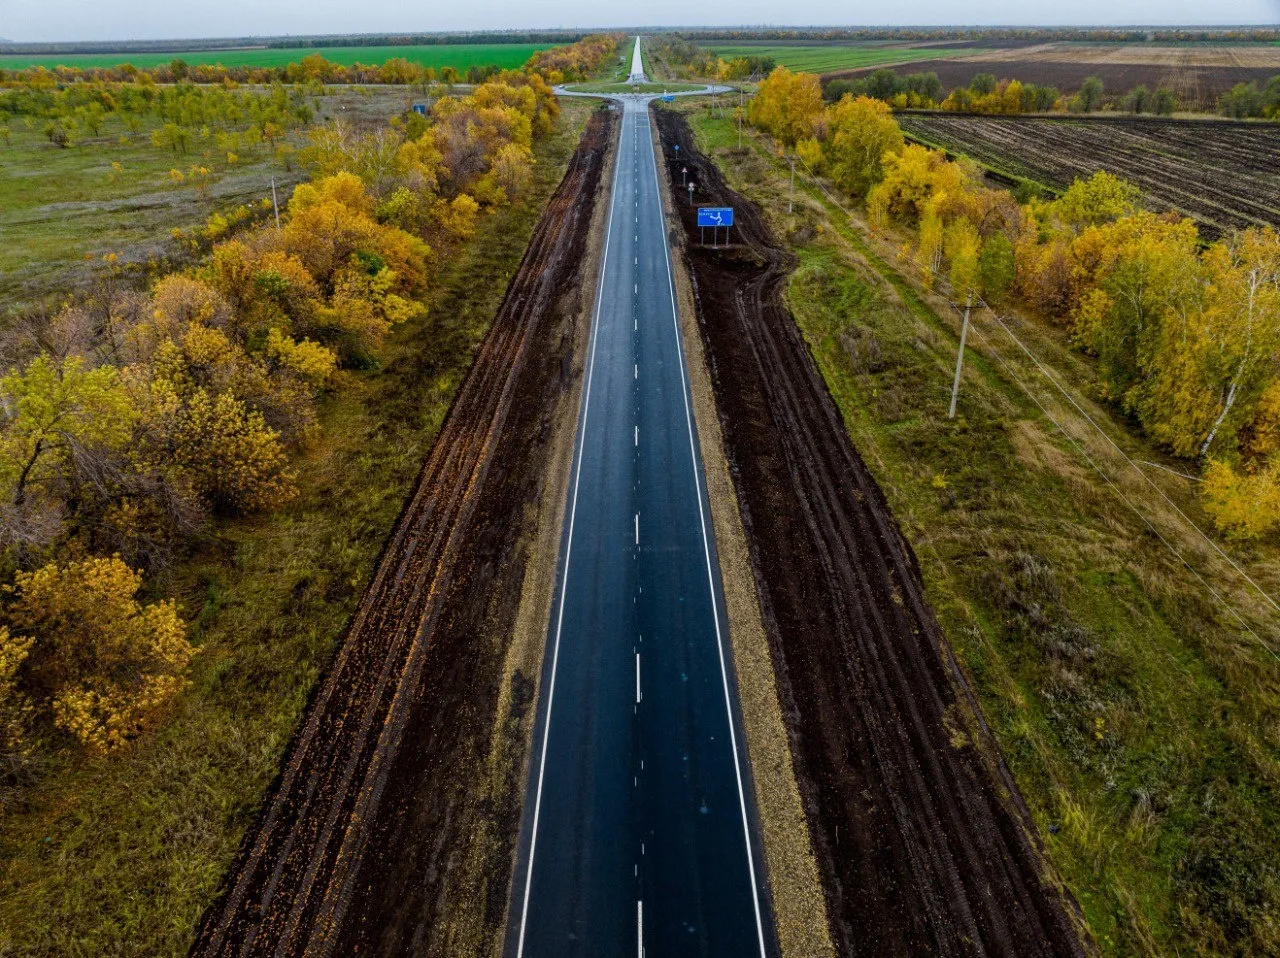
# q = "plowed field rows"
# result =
<box><xmin>898</xmin><ymin>112</ymin><xmax>1280</xmax><ymax>240</ymax></box>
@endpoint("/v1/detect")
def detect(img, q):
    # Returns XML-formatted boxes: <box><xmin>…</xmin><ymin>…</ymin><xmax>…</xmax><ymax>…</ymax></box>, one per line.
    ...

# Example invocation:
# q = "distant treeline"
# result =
<box><xmin>268</xmin><ymin>32</ymin><xmax>589</xmax><ymax>49</ymax></box>
<box><xmin>676</xmin><ymin>27</ymin><xmax>1280</xmax><ymax>43</ymax></box>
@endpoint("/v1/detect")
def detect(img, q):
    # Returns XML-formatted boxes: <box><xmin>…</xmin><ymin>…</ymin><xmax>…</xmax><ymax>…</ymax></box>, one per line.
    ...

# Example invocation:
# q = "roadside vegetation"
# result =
<box><xmin>669</xmin><ymin>60</ymin><xmax>1280</xmax><ymax>953</ymax></box>
<box><xmin>750</xmin><ymin>64</ymin><xmax>1280</xmax><ymax>539</ymax></box>
<box><xmin>0</xmin><ymin>34</ymin><xmax>615</xmax><ymax>954</ymax></box>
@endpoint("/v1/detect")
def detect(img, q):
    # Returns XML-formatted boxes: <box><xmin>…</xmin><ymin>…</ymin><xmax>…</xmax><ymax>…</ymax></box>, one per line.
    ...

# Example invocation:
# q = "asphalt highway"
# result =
<box><xmin>504</xmin><ymin>82</ymin><xmax>777</xmax><ymax>957</ymax></box>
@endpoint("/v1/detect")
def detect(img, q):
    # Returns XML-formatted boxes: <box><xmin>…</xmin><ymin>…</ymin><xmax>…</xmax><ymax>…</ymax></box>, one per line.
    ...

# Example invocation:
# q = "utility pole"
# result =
<box><xmin>948</xmin><ymin>292</ymin><xmax>973</xmax><ymax>420</ymax></box>
<box><xmin>737</xmin><ymin>86</ymin><xmax>744</xmax><ymax>149</ymax></box>
<box><xmin>271</xmin><ymin>176</ymin><xmax>281</xmax><ymax>230</ymax></box>
<box><xmin>788</xmin><ymin>154</ymin><xmax>795</xmax><ymax>213</ymax></box>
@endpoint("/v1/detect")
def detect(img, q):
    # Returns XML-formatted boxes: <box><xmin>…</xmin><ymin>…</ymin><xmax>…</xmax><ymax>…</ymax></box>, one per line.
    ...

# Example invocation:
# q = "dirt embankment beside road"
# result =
<box><xmin>191</xmin><ymin>106</ymin><xmax>615</xmax><ymax>958</ymax></box>
<box><xmin>654</xmin><ymin>106</ymin><xmax>1088</xmax><ymax>958</ymax></box>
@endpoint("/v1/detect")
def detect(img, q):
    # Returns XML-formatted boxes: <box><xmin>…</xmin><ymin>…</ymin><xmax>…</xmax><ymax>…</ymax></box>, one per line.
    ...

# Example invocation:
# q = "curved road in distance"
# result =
<box><xmin>507</xmin><ymin>63</ymin><xmax>778</xmax><ymax>958</ymax></box>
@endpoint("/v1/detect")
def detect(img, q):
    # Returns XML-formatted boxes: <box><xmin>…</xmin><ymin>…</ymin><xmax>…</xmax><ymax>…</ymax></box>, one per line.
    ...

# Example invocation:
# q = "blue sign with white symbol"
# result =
<box><xmin>661</xmin><ymin>94</ymin><xmax>675</xmax><ymax>102</ymax></box>
<box><xmin>412</xmin><ymin>103</ymin><xmax>428</xmax><ymax>116</ymax></box>
<box><xmin>697</xmin><ymin>207</ymin><xmax>734</xmax><ymax>228</ymax></box>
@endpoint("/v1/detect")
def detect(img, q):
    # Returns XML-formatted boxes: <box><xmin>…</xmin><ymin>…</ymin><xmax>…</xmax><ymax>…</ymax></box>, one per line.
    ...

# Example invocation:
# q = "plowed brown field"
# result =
<box><xmin>898</xmin><ymin>112</ymin><xmax>1280</xmax><ymax>240</ymax></box>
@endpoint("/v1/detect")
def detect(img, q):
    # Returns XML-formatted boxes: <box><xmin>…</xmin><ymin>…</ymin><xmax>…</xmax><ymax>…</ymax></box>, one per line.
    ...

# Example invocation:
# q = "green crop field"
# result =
<box><xmin>708</xmin><ymin>44</ymin><xmax>985</xmax><ymax>75</ymax></box>
<box><xmin>0</xmin><ymin>43</ymin><xmax>552</xmax><ymax>72</ymax></box>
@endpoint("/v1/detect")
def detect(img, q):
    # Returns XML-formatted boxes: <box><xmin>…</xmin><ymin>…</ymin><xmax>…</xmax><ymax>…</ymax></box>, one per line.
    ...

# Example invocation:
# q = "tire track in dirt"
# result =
<box><xmin>654</xmin><ymin>107</ymin><xmax>1089</xmax><ymax>958</ymax></box>
<box><xmin>191</xmin><ymin>107</ymin><xmax>614</xmax><ymax>958</ymax></box>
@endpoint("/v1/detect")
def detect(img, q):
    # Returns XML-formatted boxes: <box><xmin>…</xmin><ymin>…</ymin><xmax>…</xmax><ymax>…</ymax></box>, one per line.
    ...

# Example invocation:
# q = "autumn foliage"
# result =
<box><xmin>2</xmin><ymin>556</ymin><xmax>193</xmax><ymax>751</ymax></box>
<box><xmin>0</xmin><ymin>67</ymin><xmax>567</xmax><ymax>767</ymax></box>
<box><xmin>750</xmin><ymin>67</ymin><xmax>1280</xmax><ymax>539</ymax></box>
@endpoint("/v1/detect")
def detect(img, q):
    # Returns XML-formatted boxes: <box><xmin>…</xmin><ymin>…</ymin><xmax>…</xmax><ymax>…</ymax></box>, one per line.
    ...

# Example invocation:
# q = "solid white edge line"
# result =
<box><xmin>647</xmin><ymin>103</ymin><xmax>770</xmax><ymax>958</ymax></box>
<box><xmin>515</xmin><ymin>95</ymin><xmax>627</xmax><ymax>958</ymax></box>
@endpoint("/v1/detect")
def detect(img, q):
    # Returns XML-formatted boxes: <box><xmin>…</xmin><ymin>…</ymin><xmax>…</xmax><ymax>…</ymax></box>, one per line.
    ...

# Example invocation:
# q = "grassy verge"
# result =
<box><xmin>676</xmin><ymin>102</ymin><xmax>1280</xmax><ymax>956</ymax></box>
<box><xmin>0</xmin><ymin>97</ymin><xmax>596</xmax><ymax>958</ymax></box>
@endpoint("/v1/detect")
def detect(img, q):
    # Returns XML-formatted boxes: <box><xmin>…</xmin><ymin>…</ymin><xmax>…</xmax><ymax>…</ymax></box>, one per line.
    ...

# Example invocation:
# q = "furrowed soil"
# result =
<box><xmin>190</xmin><ymin>106</ymin><xmax>615</xmax><ymax>957</ymax></box>
<box><xmin>895</xmin><ymin>113</ymin><xmax>1280</xmax><ymax>241</ymax></box>
<box><xmin>654</xmin><ymin>107</ymin><xmax>1087</xmax><ymax>957</ymax></box>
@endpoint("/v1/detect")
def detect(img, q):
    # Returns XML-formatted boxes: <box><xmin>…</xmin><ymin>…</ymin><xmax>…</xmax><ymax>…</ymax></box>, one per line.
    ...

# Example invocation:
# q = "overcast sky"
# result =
<box><xmin>0</xmin><ymin>0</ymin><xmax>1276</xmax><ymax>43</ymax></box>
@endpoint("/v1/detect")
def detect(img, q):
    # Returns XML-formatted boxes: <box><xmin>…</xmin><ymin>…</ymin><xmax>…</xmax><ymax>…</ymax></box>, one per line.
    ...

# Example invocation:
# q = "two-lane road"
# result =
<box><xmin>505</xmin><ymin>91</ymin><xmax>777</xmax><ymax>957</ymax></box>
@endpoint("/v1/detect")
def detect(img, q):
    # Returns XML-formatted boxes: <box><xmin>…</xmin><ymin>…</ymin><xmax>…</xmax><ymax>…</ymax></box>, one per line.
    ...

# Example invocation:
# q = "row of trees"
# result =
<box><xmin>825</xmin><ymin>68</ymin><xmax>1179</xmax><ymax>116</ymax></box>
<box><xmin>1219</xmin><ymin>77</ymin><xmax>1280</xmax><ymax>119</ymax></box>
<box><xmin>522</xmin><ymin>33</ymin><xmax>619</xmax><ymax>83</ymax></box>
<box><xmin>0</xmin><ymin>70</ymin><xmax>561</xmax><ymax>767</ymax></box>
<box><xmin>749</xmin><ymin>65</ymin><xmax>1280</xmax><ymax>539</ymax></box>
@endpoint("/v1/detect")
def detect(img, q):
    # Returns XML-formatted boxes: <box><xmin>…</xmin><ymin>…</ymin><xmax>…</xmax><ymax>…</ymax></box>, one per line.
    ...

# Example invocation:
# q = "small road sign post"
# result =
<box><xmin>682</xmin><ymin>166</ymin><xmax>688</xmax><ymax>187</ymax></box>
<box><xmin>687</xmin><ymin>181</ymin><xmax>695</xmax><ymax>206</ymax></box>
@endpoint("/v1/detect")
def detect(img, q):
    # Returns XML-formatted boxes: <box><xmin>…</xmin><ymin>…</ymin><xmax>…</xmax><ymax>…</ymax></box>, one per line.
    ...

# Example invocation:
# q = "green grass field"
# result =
<box><xmin>0</xmin><ymin>87</ymin><xmax>416</xmax><ymax>308</ymax></box>
<box><xmin>0</xmin><ymin>43</ymin><xmax>552</xmax><ymax>72</ymax></box>
<box><xmin>708</xmin><ymin>44</ymin><xmax>985</xmax><ymax>75</ymax></box>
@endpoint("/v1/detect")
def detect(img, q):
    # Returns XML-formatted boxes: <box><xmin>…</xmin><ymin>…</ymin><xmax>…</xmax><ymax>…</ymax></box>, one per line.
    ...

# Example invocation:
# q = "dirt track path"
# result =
<box><xmin>191</xmin><ymin>108</ymin><xmax>613</xmax><ymax>958</ymax></box>
<box><xmin>655</xmin><ymin>108</ymin><xmax>1089</xmax><ymax>958</ymax></box>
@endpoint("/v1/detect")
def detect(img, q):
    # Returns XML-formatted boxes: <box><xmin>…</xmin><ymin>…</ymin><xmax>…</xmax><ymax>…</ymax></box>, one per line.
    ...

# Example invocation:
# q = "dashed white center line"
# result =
<box><xmin>637</xmin><ymin>900</ymin><xmax>644</xmax><ymax>958</ymax></box>
<box><xmin>634</xmin><ymin>425</ymin><xmax>638</xmax><ymax>446</ymax></box>
<box><xmin>634</xmin><ymin>512</ymin><xmax>639</xmax><ymax>545</ymax></box>
<box><xmin>634</xmin><ymin>363</ymin><xmax>638</xmax><ymax>380</ymax></box>
<box><xmin>636</xmin><ymin>652</ymin><xmax>641</xmax><ymax>703</ymax></box>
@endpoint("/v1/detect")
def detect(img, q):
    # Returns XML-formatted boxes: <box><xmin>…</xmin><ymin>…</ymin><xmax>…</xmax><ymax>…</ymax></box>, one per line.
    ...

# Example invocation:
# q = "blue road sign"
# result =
<box><xmin>661</xmin><ymin>94</ymin><xmax>675</xmax><ymax>102</ymax></box>
<box><xmin>697</xmin><ymin>207</ymin><xmax>734</xmax><ymax>228</ymax></box>
<box><xmin>412</xmin><ymin>103</ymin><xmax>428</xmax><ymax>116</ymax></box>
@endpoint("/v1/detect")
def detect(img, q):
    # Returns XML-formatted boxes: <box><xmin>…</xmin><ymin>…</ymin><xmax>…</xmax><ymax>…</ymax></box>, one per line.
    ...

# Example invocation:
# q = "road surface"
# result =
<box><xmin>505</xmin><ymin>92</ymin><xmax>777</xmax><ymax>957</ymax></box>
<box><xmin>628</xmin><ymin>36</ymin><xmax>646</xmax><ymax>83</ymax></box>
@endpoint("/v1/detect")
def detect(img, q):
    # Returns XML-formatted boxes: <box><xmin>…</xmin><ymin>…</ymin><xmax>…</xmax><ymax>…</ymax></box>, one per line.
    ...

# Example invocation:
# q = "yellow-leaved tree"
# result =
<box><xmin>1202</xmin><ymin>458</ymin><xmax>1280</xmax><ymax>540</ymax></box>
<box><xmin>0</xmin><ymin>355</ymin><xmax>135</xmax><ymax>557</ymax></box>
<box><xmin>748</xmin><ymin>67</ymin><xmax>824</xmax><ymax>146</ymax></box>
<box><xmin>4</xmin><ymin>556</ymin><xmax>193</xmax><ymax>749</ymax></box>
<box><xmin>823</xmin><ymin>95</ymin><xmax>904</xmax><ymax>200</ymax></box>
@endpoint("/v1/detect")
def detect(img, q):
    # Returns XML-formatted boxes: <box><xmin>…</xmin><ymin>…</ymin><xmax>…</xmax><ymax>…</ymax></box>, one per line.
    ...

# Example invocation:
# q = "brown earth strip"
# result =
<box><xmin>190</xmin><ymin>105</ymin><xmax>615</xmax><ymax>958</ymax></box>
<box><xmin>654</xmin><ymin>107</ymin><xmax>1089</xmax><ymax>958</ymax></box>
